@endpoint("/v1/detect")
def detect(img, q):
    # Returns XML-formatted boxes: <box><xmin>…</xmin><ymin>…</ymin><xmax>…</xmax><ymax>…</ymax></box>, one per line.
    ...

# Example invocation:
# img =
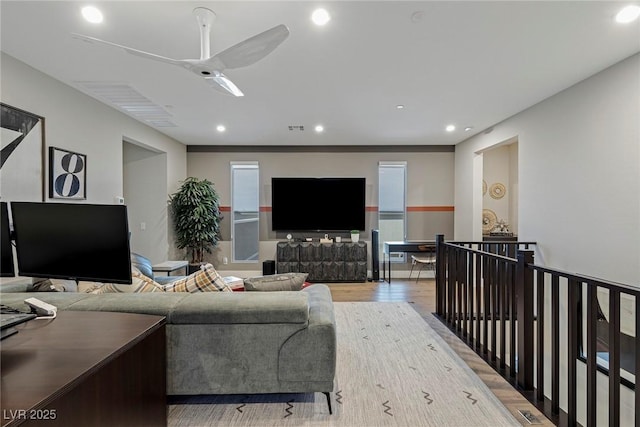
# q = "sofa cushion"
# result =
<box><xmin>163</xmin><ymin>264</ymin><xmax>232</xmax><ymax>293</ymax></box>
<box><xmin>243</xmin><ymin>272</ymin><xmax>308</xmax><ymax>291</ymax></box>
<box><xmin>168</xmin><ymin>291</ymin><xmax>310</xmax><ymax>324</ymax></box>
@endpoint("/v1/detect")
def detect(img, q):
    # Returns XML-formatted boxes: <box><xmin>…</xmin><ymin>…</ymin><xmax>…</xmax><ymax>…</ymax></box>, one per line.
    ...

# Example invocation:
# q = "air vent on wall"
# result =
<box><xmin>288</xmin><ymin>125</ymin><xmax>305</xmax><ymax>131</ymax></box>
<box><xmin>75</xmin><ymin>81</ymin><xmax>177</xmax><ymax>127</ymax></box>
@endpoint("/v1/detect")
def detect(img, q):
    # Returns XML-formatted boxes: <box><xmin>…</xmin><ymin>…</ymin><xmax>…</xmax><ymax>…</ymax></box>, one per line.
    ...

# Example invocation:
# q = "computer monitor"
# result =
<box><xmin>0</xmin><ymin>202</ymin><xmax>15</xmax><ymax>277</ymax></box>
<box><xmin>11</xmin><ymin>202</ymin><xmax>132</xmax><ymax>284</ymax></box>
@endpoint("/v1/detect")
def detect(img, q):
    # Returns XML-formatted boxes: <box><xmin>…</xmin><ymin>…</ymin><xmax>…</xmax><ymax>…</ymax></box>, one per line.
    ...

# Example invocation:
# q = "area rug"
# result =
<box><xmin>168</xmin><ymin>302</ymin><xmax>520</xmax><ymax>427</ymax></box>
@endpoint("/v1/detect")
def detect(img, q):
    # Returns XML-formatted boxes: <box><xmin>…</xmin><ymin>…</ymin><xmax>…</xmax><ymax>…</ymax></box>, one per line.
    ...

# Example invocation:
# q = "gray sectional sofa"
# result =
<box><xmin>0</xmin><ymin>279</ymin><xmax>337</xmax><ymax>410</ymax></box>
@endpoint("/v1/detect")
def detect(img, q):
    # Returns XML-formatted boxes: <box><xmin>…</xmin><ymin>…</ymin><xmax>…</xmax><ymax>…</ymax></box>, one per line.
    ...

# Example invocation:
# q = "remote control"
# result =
<box><xmin>24</xmin><ymin>297</ymin><xmax>57</xmax><ymax>316</ymax></box>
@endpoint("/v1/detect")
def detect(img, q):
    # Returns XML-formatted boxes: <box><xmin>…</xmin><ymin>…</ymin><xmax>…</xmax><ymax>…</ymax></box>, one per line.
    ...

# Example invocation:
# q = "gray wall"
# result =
<box><xmin>0</xmin><ymin>53</ymin><xmax>187</xmax><ymax>271</ymax></box>
<box><xmin>455</xmin><ymin>53</ymin><xmax>639</xmax><ymax>286</ymax></box>
<box><xmin>187</xmin><ymin>147</ymin><xmax>455</xmax><ymax>276</ymax></box>
<box><xmin>123</xmin><ymin>142</ymin><xmax>169</xmax><ymax>263</ymax></box>
<box><xmin>454</xmin><ymin>53</ymin><xmax>639</xmax><ymax>426</ymax></box>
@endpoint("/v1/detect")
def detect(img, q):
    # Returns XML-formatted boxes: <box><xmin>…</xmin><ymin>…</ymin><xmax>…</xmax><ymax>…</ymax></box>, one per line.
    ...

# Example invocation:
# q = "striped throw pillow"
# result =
<box><xmin>162</xmin><ymin>263</ymin><xmax>232</xmax><ymax>293</ymax></box>
<box><xmin>87</xmin><ymin>270</ymin><xmax>164</xmax><ymax>294</ymax></box>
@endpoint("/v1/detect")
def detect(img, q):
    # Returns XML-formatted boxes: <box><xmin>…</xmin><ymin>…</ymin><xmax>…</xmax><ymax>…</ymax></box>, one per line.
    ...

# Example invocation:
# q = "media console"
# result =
<box><xmin>276</xmin><ymin>241</ymin><xmax>367</xmax><ymax>282</ymax></box>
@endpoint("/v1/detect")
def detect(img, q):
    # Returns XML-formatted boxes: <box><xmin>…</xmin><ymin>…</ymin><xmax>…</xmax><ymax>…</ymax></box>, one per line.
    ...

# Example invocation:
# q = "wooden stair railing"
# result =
<box><xmin>434</xmin><ymin>234</ymin><xmax>639</xmax><ymax>427</ymax></box>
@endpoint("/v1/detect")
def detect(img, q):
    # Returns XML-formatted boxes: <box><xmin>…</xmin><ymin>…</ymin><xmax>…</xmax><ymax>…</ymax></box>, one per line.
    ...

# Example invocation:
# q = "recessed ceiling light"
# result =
<box><xmin>616</xmin><ymin>5</ymin><xmax>640</xmax><ymax>23</ymax></box>
<box><xmin>396</xmin><ymin>105</ymin><xmax>405</xmax><ymax>109</ymax></box>
<box><xmin>314</xmin><ymin>125</ymin><xmax>324</xmax><ymax>133</ymax></box>
<box><xmin>464</xmin><ymin>126</ymin><xmax>473</xmax><ymax>132</ymax></box>
<box><xmin>216</xmin><ymin>125</ymin><xmax>226</xmax><ymax>132</ymax></box>
<box><xmin>312</xmin><ymin>8</ymin><xmax>331</xmax><ymax>26</ymax></box>
<box><xmin>81</xmin><ymin>6</ymin><xmax>103</xmax><ymax>24</ymax></box>
<box><xmin>445</xmin><ymin>124</ymin><xmax>456</xmax><ymax>132</ymax></box>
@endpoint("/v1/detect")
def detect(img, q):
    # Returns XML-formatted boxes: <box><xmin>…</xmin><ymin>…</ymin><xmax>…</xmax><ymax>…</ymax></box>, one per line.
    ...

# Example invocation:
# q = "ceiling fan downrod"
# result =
<box><xmin>193</xmin><ymin>7</ymin><xmax>215</xmax><ymax>60</ymax></box>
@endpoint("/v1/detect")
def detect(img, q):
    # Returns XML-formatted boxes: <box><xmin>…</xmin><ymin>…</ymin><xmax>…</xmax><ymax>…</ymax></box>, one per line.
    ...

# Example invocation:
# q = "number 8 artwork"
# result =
<box><xmin>49</xmin><ymin>146</ymin><xmax>86</xmax><ymax>199</ymax></box>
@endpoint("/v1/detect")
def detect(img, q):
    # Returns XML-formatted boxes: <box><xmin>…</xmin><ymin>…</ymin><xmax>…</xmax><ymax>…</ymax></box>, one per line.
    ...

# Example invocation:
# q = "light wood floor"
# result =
<box><xmin>327</xmin><ymin>278</ymin><xmax>554</xmax><ymax>426</ymax></box>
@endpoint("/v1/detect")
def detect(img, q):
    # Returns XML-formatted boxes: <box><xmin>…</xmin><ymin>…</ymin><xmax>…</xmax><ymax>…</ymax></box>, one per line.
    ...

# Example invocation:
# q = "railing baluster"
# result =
<box><xmin>467</xmin><ymin>250</ymin><xmax>474</xmax><ymax>344</ymax></box>
<box><xmin>447</xmin><ymin>246</ymin><xmax>454</xmax><ymax>325</ymax></box>
<box><xmin>609</xmin><ymin>288</ymin><xmax>621</xmax><ymax>427</ymax></box>
<box><xmin>457</xmin><ymin>250</ymin><xmax>463</xmax><ymax>333</ymax></box>
<box><xmin>483</xmin><ymin>254</ymin><xmax>490</xmax><ymax>356</ymax></box>
<box><xmin>516</xmin><ymin>250</ymin><xmax>534</xmax><ymax>390</ymax></box>
<box><xmin>499</xmin><ymin>257</ymin><xmax>506</xmax><ymax>370</ymax></box>
<box><xmin>491</xmin><ymin>257</ymin><xmax>498</xmax><ymax>363</ymax></box>
<box><xmin>461</xmin><ymin>251</ymin><xmax>468</xmax><ymax>339</ymax></box>
<box><xmin>551</xmin><ymin>274</ymin><xmax>560</xmax><ymax>415</ymax></box>
<box><xmin>567</xmin><ymin>279</ymin><xmax>579</xmax><ymax>426</ymax></box>
<box><xmin>536</xmin><ymin>270</ymin><xmax>545</xmax><ymax>402</ymax></box>
<box><xmin>475</xmin><ymin>252</ymin><xmax>482</xmax><ymax>352</ymax></box>
<box><xmin>636</xmin><ymin>295</ymin><xmax>640</xmax><ymax>427</ymax></box>
<box><xmin>435</xmin><ymin>234</ymin><xmax>444</xmax><ymax>316</ymax></box>
<box><xmin>509</xmin><ymin>262</ymin><xmax>517</xmax><ymax>378</ymax></box>
<box><xmin>586</xmin><ymin>283</ymin><xmax>597</xmax><ymax>427</ymax></box>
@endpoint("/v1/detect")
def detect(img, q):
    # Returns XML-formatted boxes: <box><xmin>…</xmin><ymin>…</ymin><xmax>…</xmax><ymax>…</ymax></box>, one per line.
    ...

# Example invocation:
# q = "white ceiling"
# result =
<box><xmin>1</xmin><ymin>1</ymin><xmax>639</xmax><ymax>146</ymax></box>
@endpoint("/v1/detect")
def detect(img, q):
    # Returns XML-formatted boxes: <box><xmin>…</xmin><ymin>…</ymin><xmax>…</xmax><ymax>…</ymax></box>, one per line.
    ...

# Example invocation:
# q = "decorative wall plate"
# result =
<box><xmin>482</xmin><ymin>180</ymin><xmax>487</xmax><ymax>196</ymax></box>
<box><xmin>482</xmin><ymin>209</ymin><xmax>497</xmax><ymax>233</ymax></box>
<box><xmin>489</xmin><ymin>182</ymin><xmax>506</xmax><ymax>199</ymax></box>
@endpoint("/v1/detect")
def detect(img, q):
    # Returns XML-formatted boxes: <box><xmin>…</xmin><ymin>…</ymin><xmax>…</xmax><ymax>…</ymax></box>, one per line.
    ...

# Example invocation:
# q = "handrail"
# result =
<box><xmin>434</xmin><ymin>234</ymin><xmax>639</xmax><ymax>427</ymax></box>
<box><xmin>443</xmin><ymin>242</ymin><xmax>521</xmax><ymax>263</ymax></box>
<box><xmin>450</xmin><ymin>240</ymin><xmax>538</xmax><ymax>245</ymax></box>
<box><xmin>530</xmin><ymin>264</ymin><xmax>640</xmax><ymax>295</ymax></box>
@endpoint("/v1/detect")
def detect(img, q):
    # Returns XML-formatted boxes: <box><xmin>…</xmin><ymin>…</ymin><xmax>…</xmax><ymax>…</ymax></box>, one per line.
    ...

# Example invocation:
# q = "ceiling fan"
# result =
<box><xmin>72</xmin><ymin>7</ymin><xmax>289</xmax><ymax>97</ymax></box>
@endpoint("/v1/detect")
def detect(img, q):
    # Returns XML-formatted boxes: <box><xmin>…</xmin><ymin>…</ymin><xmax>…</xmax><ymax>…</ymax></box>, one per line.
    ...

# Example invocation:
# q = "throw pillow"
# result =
<box><xmin>243</xmin><ymin>272</ymin><xmax>309</xmax><ymax>291</ymax></box>
<box><xmin>27</xmin><ymin>278</ymin><xmax>77</xmax><ymax>292</ymax></box>
<box><xmin>162</xmin><ymin>263</ymin><xmax>232</xmax><ymax>293</ymax></box>
<box><xmin>84</xmin><ymin>270</ymin><xmax>164</xmax><ymax>294</ymax></box>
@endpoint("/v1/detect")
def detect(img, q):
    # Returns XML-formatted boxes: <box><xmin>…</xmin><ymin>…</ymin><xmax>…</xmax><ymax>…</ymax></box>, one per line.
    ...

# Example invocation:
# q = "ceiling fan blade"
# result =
<box><xmin>210</xmin><ymin>24</ymin><xmax>289</xmax><ymax>70</ymax></box>
<box><xmin>205</xmin><ymin>73</ymin><xmax>244</xmax><ymax>97</ymax></box>
<box><xmin>72</xmin><ymin>33</ymin><xmax>184</xmax><ymax>67</ymax></box>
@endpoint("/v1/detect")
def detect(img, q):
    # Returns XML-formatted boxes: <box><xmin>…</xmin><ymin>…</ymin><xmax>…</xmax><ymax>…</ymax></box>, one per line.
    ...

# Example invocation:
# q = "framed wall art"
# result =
<box><xmin>49</xmin><ymin>146</ymin><xmax>87</xmax><ymax>199</ymax></box>
<box><xmin>0</xmin><ymin>103</ymin><xmax>45</xmax><ymax>202</ymax></box>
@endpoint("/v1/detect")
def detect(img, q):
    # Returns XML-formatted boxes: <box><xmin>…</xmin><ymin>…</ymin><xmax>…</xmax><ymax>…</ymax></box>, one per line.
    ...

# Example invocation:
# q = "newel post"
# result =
<box><xmin>435</xmin><ymin>234</ymin><xmax>445</xmax><ymax>316</ymax></box>
<box><xmin>516</xmin><ymin>249</ymin><xmax>535</xmax><ymax>390</ymax></box>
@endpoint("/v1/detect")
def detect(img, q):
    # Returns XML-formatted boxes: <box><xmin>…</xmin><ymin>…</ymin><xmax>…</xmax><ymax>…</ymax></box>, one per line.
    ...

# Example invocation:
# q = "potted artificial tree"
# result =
<box><xmin>169</xmin><ymin>177</ymin><xmax>222</xmax><ymax>273</ymax></box>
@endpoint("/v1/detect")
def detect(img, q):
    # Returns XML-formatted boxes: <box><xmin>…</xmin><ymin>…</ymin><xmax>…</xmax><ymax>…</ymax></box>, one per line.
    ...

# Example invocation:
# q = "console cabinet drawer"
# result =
<box><xmin>277</xmin><ymin>241</ymin><xmax>367</xmax><ymax>282</ymax></box>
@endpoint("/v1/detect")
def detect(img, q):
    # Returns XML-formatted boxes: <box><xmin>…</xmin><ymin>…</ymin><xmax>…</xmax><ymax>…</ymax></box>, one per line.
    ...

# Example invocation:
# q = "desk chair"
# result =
<box><xmin>409</xmin><ymin>254</ymin><xmax>436</xmax><ymax>282</ymax></box>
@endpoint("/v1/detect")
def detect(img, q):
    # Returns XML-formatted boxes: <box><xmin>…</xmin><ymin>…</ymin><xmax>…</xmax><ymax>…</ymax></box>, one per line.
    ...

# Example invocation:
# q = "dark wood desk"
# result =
<box><xmin>1</xmin><ymin>311</ymin><xmax>166</xmax><ymax>427</ymax></box>
<box><xmin>383</xmin><ymin>241</ymin><xmax>436</xmax><ymax>284</ymax></box>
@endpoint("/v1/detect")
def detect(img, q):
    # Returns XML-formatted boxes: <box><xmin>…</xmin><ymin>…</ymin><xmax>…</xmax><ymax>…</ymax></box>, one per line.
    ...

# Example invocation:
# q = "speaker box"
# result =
<box><xmin>371</xmin><ymin>229</ymin><xmax>380</xmax><ymax>281</ymax></box>
<box><xmin>262</xmin><ymin>260</ymin><xmax>276</xmax><ymax>275</ymax></box>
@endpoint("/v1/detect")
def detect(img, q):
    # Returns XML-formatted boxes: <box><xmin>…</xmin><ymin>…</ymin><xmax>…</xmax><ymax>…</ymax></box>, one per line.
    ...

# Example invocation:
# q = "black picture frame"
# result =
<box><xmin>49</xmin><ymin>146</ymin><xmax>87</xmax><ymax>199</ymax></box>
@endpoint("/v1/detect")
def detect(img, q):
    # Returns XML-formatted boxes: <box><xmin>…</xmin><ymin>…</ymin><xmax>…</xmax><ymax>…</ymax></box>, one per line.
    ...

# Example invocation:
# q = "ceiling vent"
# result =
<box><xmin>288</xmin><ymin>125</ymin><xmax>305</xmax><ymax>131</ymax></box>
<box><xmin>75</xmin><ymin>81</ymin><xmax>176</xmax><ymax>127</ymax></box>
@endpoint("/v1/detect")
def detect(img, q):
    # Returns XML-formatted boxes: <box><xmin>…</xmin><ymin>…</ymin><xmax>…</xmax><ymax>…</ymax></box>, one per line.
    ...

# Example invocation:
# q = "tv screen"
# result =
<box><xmin>271</xmin><ymin>177</ymin><xmax>366</xmax><ymax>231</ymax></box>
<box><xmin>11</xmin><ymin>202</ymin><xmax>132</xmax><ymax>284</ymax></box>
<box><xmin>1</xmin><ymin>202</ymin><xmax>15</xmax><ymax>277</ymax></box>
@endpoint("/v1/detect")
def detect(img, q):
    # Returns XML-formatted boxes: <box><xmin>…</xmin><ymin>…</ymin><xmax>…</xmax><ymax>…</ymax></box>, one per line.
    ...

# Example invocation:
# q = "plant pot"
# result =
<box><xmin>350</xmin><ymin>233</ymin><xmax>359</xmax><ymax>243</ymax></box>
<box><xmin>187</xmin><ymin>263</ymin><xmax>204</xmax><ymax>275</ymax></box>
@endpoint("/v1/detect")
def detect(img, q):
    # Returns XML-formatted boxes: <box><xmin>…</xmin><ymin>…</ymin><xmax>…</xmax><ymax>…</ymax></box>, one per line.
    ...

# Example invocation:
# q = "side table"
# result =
<box><xmin>152</xmin><ymin>260</ymin><xmax>189</xmax><ymax>276</ymax></box>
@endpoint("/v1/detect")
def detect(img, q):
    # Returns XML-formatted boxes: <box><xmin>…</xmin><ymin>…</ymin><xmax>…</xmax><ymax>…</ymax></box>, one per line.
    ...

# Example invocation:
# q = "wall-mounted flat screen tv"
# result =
<box><xmin>11</xmin><ymin>202</ymin><xmax>132</xmax><ymax>284</ymax></box>
<box><xmin>271</xmin><ymin>177</ymin><xmax>366</xmax><ymax>231</ymax></box>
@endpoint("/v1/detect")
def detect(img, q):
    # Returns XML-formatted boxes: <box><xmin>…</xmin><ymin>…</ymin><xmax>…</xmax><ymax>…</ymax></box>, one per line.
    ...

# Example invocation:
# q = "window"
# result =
<box><xmin>378</xmin><ymin>162</ymin><xmax>407</xmax><ymax>262</ymax></box>
<box><xmin>231</xmin><ymin>162</ymin><xmax>259</xmax><ymax>262</ymax></box>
